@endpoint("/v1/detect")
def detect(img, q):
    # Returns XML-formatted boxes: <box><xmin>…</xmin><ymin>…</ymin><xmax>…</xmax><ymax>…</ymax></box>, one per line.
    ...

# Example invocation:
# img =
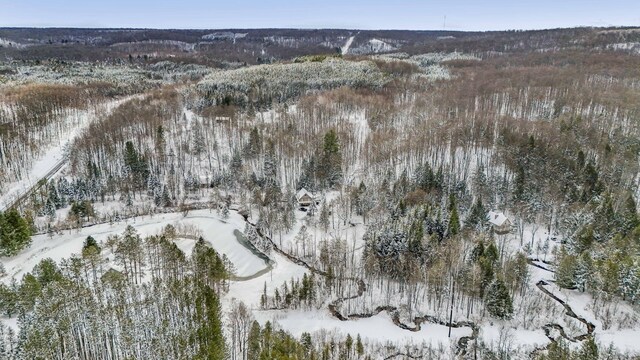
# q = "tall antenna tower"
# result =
<box><xmin>443</xmin><ymin>15</ymin><xmax>447</xmax><ymax>30</ymax></box>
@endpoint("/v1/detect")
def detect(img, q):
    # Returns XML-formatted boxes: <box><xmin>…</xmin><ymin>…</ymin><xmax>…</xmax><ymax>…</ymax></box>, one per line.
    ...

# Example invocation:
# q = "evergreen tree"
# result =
<box><xmin>556</xmin><ymin>249</ymin><xmax>578</xmax><ymax>289</ymax></box>
<box><xmin>545</xmin><ymin>338</ymin><xmax>571</xmax><ymax>360</ymax></box>
<box><xmin>485</xmin><ymin>278</ymin><xmax>513</xmax><ymax>319</ymax></box>
<box><xmin>43</xmin><ymin>198</ymin><xmax>56</xmax><ymax>218</ymax></box>
<box><xmin>479</xmin><ymin>256</ymin><xmax>495</xmax><ymax>297</ymax></box>
<box><xmin>448</xmin><ymin>201</ymin><xmax>460</xmax><ymax>236</ymax></box>
<box><xmin>575</xmin><ymin>252</ymin><xmax>594</xmax><ymax>292</ymax></box>
<box><xmin>470</xmin><ymin>241</ymin><xmax>485</xmax><ymax>262</ymax></box>
<box><xmin>512</xmin><ymin>164</ymin><xmax>527</xmax><ymax>204</ymax></box>
<box><xmin>32</xmin><ymin>258</ymin><xmax>63</xmax><ymax>286</ymax></box>
<box><xmin>601</xmin><ymin>258</ymin><xmax>620</xmax><ymax>294</ymax></box>
<box><xmin>124</xmin><ymin>140</ymin><xmax>140</xmax><ymax>171</ymax></box>
<box><xmin>576</xmin><ymin>150</ymin><xmax>585</xmax><ymax>170</ymax></box>
<box><xmin>161</xmin><ymin>187</ymin><xmax>172</xmax><ymax>207</ymax></box>
<box><xmin>484</xmin><ymin>242</ymin><xmax>499</xmax><ymax>265</ymax></box>
<box><xmin>0</xmin><ymin>283</ymin><xmax>18</xmax><ymax>317</ymax></box>
<box><xmin>621</xmin><ymin>194</ymin><xmax>639</xmax><ymax>235</ymax></box>
<box><xmin>192</xmin><ymin>120</ymin><xmax>206</xmax><ymax>158</ymax></box>
<box><xmin>573</xmin><ymin>225</ymin><xmax>594</xmax><ymax>254</ymax></box>
<box><xmin>319</xmin><ymin>129</ymin><xmax>342</xmax><ymax>188</ymax></box>
<box><xmin>18</xmin><ymin>273</ymin><xmax>42</xmax><ymax>312</ymax></box>
<box><xmin>592</xmin><ymin>194</ymin><xmax>617</xmax><ymax>242</ymax></box>
<box><xmin>320</xmin><ymin>204</ymin><xmax>330</xmax><ymax>232</ymax></box>
<box><xmin>263</xmin><ymin>140</ymin><xmax>278</xmax><ymax>186</ymax></box>
<box><xmin>465</xmin><ymin>197</ymin><xmax>487</xmax><ymax>231</ymax></box>
<box><xmin>356</xmin><ymin>334</ymin><xmax>364</xmax><ymax>357</ymax></box>
<box><xmin>245</xmin><ymin>126</ymin><xmax>262</xmax><ymax>158</ymax></box>
<box><xmin>83</xmin><ymin>236</ymin><xmax>101</xmax><ymax>253</ymax></box>
<box><xmin>577</xmin><ymin>337</ymin><xmax>598</xmax><ymax>360</ymax></box>
<box><xmin>345</xmin><ymin>333</ymin><xmax>353</xmax><ymax>358</ymax></box>
<box><xmin>0</xmin><ymin>210</ymin><xmax>32</xmax><ymax>257</ymax></box>
<box><xmin>301</xmin><ymin>332</ymin><xmax>313</xmax><ymax>354</ymax></box>
<box><xmin>296</xmin><ymin>157</ymin><xmax>317</xmax><ymax>192</ymax></box>
<box><xmin>155</xmin><ymin>125</ymin><xmax>166</xmax><ymax>158</ymax></box>
<box><xmin>582</xmin><ymin>160</ymin><xmax>602</xmax><ymax>201</ymax></box>
<box><xmin>194</xmin><ymin>281</ymin><xmax>226</xmax><ymax>359</ymax></box>
<box><xmin>247</xmin><ymin>321</ymin><xmax>262</xmax><ymax>360</ymax></box>
<box><xmin>47</xmin><ymin>181</ymin><xmax>62</xmax><ymax>208</ymax></box>
<box><xmin>68</xmin><ymin>200</ymin><xmax>95</xmax><ymax>225</ymax></box>
<box><xmin>230</xmin><ymin>151</ymin><xmax>243</xmax><ymax>174</ymax></box>
<box><xmin>408</xmin><ymin>220</ymin><xmax>424</xmax><ymax>254</ymax></box>
<box><xmin>123</xmin><ymin>140</ymin><xmax>150</xmax><ymax>192</ymax></box>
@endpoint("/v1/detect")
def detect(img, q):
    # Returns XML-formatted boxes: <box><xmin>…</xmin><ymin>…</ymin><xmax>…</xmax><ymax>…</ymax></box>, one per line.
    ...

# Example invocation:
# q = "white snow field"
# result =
<box><xmin>224</xmin><ymin>251</ymin><xmax>309</xmax><ymax>310</ymax></box>
<box><xmin>341</xmin><ymin>35</ymin><xmax>356</xmax><ymax>55</ymax></box>
<box><xmin>490</xmin><ymin>222</ymin><xmax>640</xmax><ymax>355</ymax></box>
<box><xmin>254</xmin><ymin>309</ymin><xmax>471</xmax><ymax>347</ymax></box>
<box><xmin>0</xmin><ymin>209</ymin><xmax>268</xmax><ymax>283</ymax></box>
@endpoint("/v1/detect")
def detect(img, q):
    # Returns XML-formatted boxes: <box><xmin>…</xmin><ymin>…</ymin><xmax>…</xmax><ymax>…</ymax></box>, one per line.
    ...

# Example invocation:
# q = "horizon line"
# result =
<box><xmin>1</xmin><ymin>25</ymin><xmax>640</xmax><ymax>33</ymax></box>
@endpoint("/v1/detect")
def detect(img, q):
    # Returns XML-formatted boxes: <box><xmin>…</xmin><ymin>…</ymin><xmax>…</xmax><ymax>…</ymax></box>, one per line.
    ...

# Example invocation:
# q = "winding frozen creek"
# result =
<box><xmin>0</xmin><ymin>209</ymin><xmax>476</xmax><ymax>350</ymax></box>
<box><xmin>4</xmin><ymin>209</ymin><xmax>639</xmax><ymax>355</ymax></box>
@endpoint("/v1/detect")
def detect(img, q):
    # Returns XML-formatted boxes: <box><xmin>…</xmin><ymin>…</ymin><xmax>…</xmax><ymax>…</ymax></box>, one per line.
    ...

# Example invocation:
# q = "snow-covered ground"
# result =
<box><xmin>505</xmin><ymin>222</ymin><xmax>640</xmax><ymax>354</ymax></box>
<box><xmin>479</xmin><ymin>323</ymin><xmax>549</xmax><ymax>349</ymax></box>
<box><xmin>0</xmin><ymin>113</ymin><xmax>78</xmax><ymax>211</ymax></box>
<box><xmin>341</xmin><ymin>35</ymin><xmax>356</xmax><ymax>55</ymax></box>
<box><xmin>225</xmin><ymin>251</ymin><xmax>309</xmax><ymax>311</ymax></box>
<box><xmin>0</xmin><ymin>96</ymin><xmax>136</xmax><ymax>211</ymax></box>
<box><xmin>527</xmin><ymin>265</ymin><xmax>640</xmax><ymax>353</ymax></box>
<box><xmin>0</xmin><ymin>209</ymin><xmax>267</xmax><ymax>283</ymax></box>
<box><xmin>599</xmin><ymin>328</ymin><xmax>640</xmax><ymax>354</ymax></box>
<box><xmin>3</xmin><ymin>201</ymin><xmax>639</xmax><ymax>354</ymax></box>
<box><xmin>255</xmin><ymin>309</ymin><xmax>471</xmax><ymax>346</ymax></box>
<box><xmin>1</xmin><ymin>204</ymin><xmax>477</xmax><ymax>350</ymax></box>
<box><xmin>240</xmin><ymin>205</ymin><xmax>640</xmax><ymax>355</ymax></box>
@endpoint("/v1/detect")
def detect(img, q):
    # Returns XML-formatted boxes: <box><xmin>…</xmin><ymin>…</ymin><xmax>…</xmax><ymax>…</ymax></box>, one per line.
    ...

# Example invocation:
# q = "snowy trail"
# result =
<box><xmin>341</xmin><ymin>34</ymin><xmax>356</xmax><ymax>55</ymax></box>
<box><xmin>0</xmin><ymin>210</ymin><xmax>269</xmax><ymax>284</ymax></box>
<box><xmin>0</xmin><ymin>96</ymin><xmax>137</xmax><ymax>212</ymax></box>
<box><xmin>2</xmin><ymin>156</ymin><xmax>67</xmax><ymax>212</ymax></box>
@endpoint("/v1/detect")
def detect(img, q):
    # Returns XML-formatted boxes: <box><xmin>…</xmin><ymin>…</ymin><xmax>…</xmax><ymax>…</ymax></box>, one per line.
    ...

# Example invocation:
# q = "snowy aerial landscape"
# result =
<box><xmin>1</xmin><ymin>9</ymin><xmax>640</xmax><ymax>360</ymax></box>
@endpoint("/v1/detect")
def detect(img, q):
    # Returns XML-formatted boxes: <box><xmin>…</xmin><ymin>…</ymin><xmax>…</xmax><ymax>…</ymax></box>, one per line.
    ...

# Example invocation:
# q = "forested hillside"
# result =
<box><xmin>1</xmin><ymin>26</ymin><xmax>640</xmax><ymax>359</ymax></box>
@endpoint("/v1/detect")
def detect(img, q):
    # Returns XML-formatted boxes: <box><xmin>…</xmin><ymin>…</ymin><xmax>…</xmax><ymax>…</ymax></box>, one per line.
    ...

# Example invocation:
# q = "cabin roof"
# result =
<box><xmin>296</xmin><ymin>188</ymin><xmax>313</xmax><ymax>201</ymax></box>
<box><xmin>488</xmin><ymin>211</ymin><xmax>508</xmax><ymax>226</ymax></box>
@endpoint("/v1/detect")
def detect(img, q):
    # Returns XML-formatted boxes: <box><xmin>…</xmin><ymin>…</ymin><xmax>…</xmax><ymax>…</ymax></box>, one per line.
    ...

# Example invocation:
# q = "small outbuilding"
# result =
<box><xmin>488</xmin><ymin>210</ymin><xmax>511</xmax><ymax>235</ymax></box>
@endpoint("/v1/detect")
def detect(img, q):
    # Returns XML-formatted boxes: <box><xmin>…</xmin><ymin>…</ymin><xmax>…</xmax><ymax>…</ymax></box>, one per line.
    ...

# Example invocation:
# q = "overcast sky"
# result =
<box><xmin>1</xmin><ymin>0</ymin><xmax>639</xmax><ymax>31</ymax></box>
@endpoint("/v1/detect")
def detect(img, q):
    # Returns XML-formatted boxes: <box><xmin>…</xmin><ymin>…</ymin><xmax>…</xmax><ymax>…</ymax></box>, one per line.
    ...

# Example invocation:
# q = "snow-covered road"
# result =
<box><xmin>0</xmin><ymin>96</ymin><xmax>136</xmax><ymax>211</ymax></box>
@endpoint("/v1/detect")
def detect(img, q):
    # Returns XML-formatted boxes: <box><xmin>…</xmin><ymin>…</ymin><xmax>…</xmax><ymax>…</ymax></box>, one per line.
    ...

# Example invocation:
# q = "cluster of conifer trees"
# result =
<box><xmin>0</xmin><ymin>210</ymin><xmax>32</xmax><ymax>257</ymax></box>
<box><xmin>0</xmin><ymin>226</ymin><xmax>231</xmax><ymax>359</ymax></box>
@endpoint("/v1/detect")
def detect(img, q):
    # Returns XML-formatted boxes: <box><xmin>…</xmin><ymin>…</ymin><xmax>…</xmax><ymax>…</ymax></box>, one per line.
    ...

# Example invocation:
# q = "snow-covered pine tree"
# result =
<box><xmin>575</xmin><ymin>252</ymin><xmax>595</xmax><ymax>293</ymax></box>
<box><xmin>485</xmin><ymin>278</ymin><xmax>513</xmax><ymax>319</ymax></box>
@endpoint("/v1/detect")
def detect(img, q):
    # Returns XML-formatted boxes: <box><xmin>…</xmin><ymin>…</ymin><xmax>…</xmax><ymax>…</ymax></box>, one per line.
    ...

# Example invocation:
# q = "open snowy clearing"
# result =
<box><xmin>255</xmin><ymin>309</ymin><xmax>471</xmax><ymax>347</ymax></box>
<box><xmin>224</xmin><ymin>251</ymin><xmax>309</xmax><ymax>310</ymax></box>
<box><xmin>0</xmin><ymin>209</ymin><xmax>268</xmax><ymax>283</ymax></box>
<box><xmin>479</xmin><ymin>323</ymin><xmax>549</xmax><ymax>350</ymax></box>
